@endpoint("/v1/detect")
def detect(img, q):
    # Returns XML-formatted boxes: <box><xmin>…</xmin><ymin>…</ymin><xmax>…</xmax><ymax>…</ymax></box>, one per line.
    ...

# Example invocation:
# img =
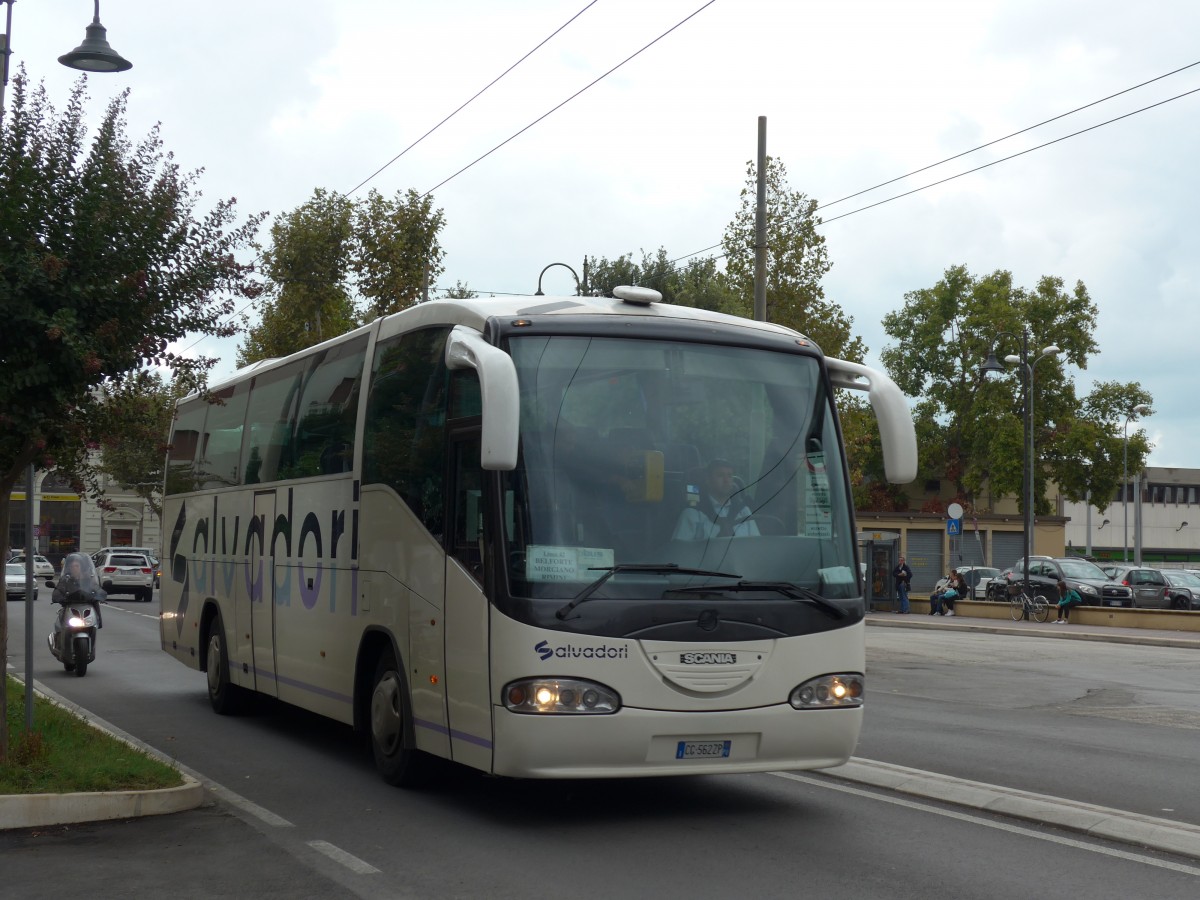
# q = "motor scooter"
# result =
<box><xmin>45</xmin><ymin>552</ymin><xmax>106</xmax><ymax>677</ymax></box>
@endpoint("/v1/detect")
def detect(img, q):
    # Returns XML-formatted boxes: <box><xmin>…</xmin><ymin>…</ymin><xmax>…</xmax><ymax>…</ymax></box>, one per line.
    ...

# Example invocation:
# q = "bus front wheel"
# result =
<box><xmin>206</xmin><ymin>611</ymin><xmax>245</xmax><ymax>715</ymax></box>
<box><xmin>370</xmin><ymin>650</ymin><xmax>430</xmax><ymax>787</ymax></box>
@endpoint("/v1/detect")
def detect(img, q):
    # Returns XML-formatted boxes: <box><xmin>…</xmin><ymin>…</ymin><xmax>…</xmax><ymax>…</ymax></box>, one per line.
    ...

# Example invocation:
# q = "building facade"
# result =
<box><xmin>1059</xmin><ymin>466</ymin><xmax>1200</xmax><ymax>566</ymax></box>
<box><xmin>7</xmin><ymin>468</ymin><xmax>161</xmax><ymax>570</ymax></box>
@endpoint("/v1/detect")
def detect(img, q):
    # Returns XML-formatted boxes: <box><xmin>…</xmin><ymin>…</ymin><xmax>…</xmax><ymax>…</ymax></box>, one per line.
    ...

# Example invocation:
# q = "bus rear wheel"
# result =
<box><xmin>370</xmin><ymin>650</ymin><xmax>430</xmax><ymax>787</ymax></box>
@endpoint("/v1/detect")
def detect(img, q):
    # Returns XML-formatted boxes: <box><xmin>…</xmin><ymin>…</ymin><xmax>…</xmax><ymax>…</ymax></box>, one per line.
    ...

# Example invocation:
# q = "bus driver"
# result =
<box><xmin>673</xmin><ymin>458</ymin><xmax>760</xmax><ymax>540</ymax></box>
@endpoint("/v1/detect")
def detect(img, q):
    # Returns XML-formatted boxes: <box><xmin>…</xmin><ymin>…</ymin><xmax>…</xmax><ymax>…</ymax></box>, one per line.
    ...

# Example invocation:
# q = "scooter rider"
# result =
<box><xmin>52</xmin><ymin>552</ymin><xmax>104</xmax><ymax>643</ymax></box>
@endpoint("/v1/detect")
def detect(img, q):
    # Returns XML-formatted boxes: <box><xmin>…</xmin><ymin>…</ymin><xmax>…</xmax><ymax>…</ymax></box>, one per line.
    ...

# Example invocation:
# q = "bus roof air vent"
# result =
<box><xmin>612</xmin><ymin>285</ymin><xmax>661</xmax><ymax>306</ymax></box>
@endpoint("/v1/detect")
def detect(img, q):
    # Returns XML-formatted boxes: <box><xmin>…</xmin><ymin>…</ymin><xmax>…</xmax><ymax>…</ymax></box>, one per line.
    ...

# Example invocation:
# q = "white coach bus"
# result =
<box><xmin>160</xmin><ymin>286</ymin><xmax>916</xmax><ymax>785</ymax></box>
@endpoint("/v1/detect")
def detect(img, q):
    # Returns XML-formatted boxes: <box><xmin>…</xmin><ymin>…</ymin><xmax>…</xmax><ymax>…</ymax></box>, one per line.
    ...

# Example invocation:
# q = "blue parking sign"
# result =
<box><xmin>947</xmin><ymin>518</ymin><xmax>962</xmax><ymax>536</ymax></box>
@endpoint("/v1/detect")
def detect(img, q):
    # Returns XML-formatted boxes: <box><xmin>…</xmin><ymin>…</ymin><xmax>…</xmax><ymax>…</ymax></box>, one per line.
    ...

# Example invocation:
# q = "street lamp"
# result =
<box><xmin>534</xmin><ymin>262</ymin><xmax>581</xmax><ymax>296</ymax></box>
<box><xmin>59</xmin><ymin>1</ymin><xmax>132</xmax><ymax>73</ymax></box>
<box><xmin>1122</xmin><ymin>403</ymin><xmax>1150</xmax><ymax>563</ymax></box>
<box><xmin>0</xmin><ymin>0</ymin><xmax>132</xmax><ymax>734</ymax></box>
<box><xmin>981</xmin><ymin>329</ymin><xmax>1060</xmax><ymax>603</ymax></box>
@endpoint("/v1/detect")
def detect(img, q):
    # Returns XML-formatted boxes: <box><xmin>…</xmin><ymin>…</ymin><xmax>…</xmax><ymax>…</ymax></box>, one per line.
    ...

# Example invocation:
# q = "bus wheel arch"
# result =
<box><xmin>202</xmin><ymin>601</ymin><xmax>245</xmax><ymax>715</ymax></box>
<box><xmin>357</xmin><ymin>630</ymin><xmax>430</xmax><ymax>787</ymax></box>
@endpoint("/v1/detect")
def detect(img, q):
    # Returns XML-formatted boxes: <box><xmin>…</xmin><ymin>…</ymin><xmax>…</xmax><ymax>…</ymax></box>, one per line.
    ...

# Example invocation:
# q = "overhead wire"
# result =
<box><xmin>817</xmin><ymin>59</ymin><xmax>1200</xmax><ymax>211</ymax></box>
<box><xmin>420</xmin><ymin>0</ymin><xmax>719</xmax><ymax>198</ymax></box>
<box><xmin>180</xmin><ymin>1</ymin><xmax>716</xmax><ymax>358</ymax></box>
<box><xmin>344</xmin><ymin>0</ymin><xmax>601</xmax><ymax>197</ymax></box>
<box><xmin>664</xmin><ymin>67</ymin><xmax>1200</xmax><ymax>267</ymax></box>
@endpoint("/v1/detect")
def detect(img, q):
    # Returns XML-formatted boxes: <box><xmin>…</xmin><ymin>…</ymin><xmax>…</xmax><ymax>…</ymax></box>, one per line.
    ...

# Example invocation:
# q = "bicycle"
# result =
<box><xmin>1009</xmin><ymin>590</ymin><xmax>1050</xmax><ymax>623</ymax></box>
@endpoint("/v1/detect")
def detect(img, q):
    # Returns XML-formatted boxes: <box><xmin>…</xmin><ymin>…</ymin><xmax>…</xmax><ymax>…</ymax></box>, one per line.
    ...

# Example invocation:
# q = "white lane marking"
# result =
<box><xmin>773</xmin><ymin>771</ymin><xmax>1200</xmax><ymax>877</ymax></box>
<box><xmin>100</xmin><ymin>603</ymin><xmax>159</xmax><ymax>621</ymax></box>
<box><xmin>203</xmin><ymin>782</ymin><xmax>295</xmax><ymax>829</ymax></box>
<box><xmin>308</xmin><ymin>840</ymin><xmax>381</xmax><ymax>875</ymax></box>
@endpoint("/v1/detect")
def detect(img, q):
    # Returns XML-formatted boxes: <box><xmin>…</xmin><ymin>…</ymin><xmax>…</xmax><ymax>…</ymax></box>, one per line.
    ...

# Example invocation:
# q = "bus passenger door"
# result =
<box><xmin>251</xmin><ymin>491</ymin><xmax>278</xmax><ymax>696</ymax></box>
<box><xmin>443</xmin><ymin>432</ymin><xmax>493</xmax><ymax>772</ymax></box>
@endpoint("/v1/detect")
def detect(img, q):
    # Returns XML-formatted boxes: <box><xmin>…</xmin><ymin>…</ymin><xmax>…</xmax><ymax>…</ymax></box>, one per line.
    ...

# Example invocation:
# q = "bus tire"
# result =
<box><xmin>370</xmin><ymin>649</ymin><xmax>430</xmax><ymax>787</ymax></box>
<box><xmin>206</xmin><ymin>611</ymin><xmax>245</xmax><ymax>715</ymax></box>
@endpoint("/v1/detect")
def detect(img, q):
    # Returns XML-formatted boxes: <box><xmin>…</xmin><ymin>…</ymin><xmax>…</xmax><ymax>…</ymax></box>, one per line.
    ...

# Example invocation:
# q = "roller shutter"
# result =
<box><xmin>905</xmin><ymin>529</ymin><xmax>944</xmax><ymax>592</ymax></box>
<box><xmin>992</xmin><ymin>532</ymin><xmax>1025</xmax><ymax>570</ymax></box>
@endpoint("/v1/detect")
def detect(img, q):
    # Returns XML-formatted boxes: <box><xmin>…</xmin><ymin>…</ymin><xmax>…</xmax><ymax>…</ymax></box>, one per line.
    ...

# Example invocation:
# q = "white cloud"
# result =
<box><xmin>14</xmin><ymin>0</ymin><xmax>1200</xmax><ymax>464</ymax></box>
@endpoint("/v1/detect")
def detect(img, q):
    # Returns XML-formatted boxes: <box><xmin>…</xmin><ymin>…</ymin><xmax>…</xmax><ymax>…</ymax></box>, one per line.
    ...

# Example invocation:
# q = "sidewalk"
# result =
<box><xmin>866</xmin><ymin>608</ymin><xmax>1200</xmax><ymax>650</ymax></box>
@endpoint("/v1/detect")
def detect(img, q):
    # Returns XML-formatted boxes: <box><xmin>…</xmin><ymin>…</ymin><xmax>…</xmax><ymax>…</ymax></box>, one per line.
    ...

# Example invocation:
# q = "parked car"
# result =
<box><xmin>1104</xmin><ymin>566</ymin><xmax>1176</xmax><ymax>609</ymax></box>
<box><xmin>932</xmin><ymin>565</ymin><xmax>1002</xmax><ymax>600</ymax></box>
<box><xmin>93</xmin><ymin>550</ymin><xmax>155</xmax><ymax>602</ymax></box>
<box><xmin>92</xmin><ymin>546</ymin><xmax>160</xmax><ymax>588</ymax></box>
<box><xmin>6</xmin><ymin>553</ymin><xmax>55</xmax><ymax>579</ymax></box>
<box><xmin>1005</xmin><ymin>556</ymin><xmax>1134</xmax><ymax>607</ymax></box>
<box><xmin>1160</xmin><ymin>571</ymin><xmax>1200</xmax><ymax>610</ymax></box>
<box><xmin>5</xmin><ymin>562</ymin><xmax>39</xmax><ymax>601</ymax></box>
<box><xmin>986</xmin><ymin>566</ymin><xmax>1016</xmax><ymax>601</ymax></box>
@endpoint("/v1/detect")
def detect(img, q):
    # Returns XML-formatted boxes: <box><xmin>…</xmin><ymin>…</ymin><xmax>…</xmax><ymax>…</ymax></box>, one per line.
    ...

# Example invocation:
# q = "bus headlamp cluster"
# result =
<box><xmin>789</xmin><ymin>673</ymin><xmax>864</xmax><ymax>710</ymax></box>
<box><xmin>503</xmin><ymin>678</ymin><xmax>620</xmax><ymax>714</ymax></box>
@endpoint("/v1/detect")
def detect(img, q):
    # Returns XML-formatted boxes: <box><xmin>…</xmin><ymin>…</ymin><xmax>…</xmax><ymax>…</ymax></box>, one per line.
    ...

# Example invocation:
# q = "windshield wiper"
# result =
<box><xmin>665</xmin><ymin>580</ymin><xmax>846</xmax><ymax>619</ymax></box>
<box><xmin>555</xmin><ymin>564</ymin><xmax>741</xmax><ymax>620</ymax></box>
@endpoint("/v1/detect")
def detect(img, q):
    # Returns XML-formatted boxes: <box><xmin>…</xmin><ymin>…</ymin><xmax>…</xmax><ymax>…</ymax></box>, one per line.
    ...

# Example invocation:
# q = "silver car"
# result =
<box><xmin>94</xmin><ymin>551</ymin><xmax>155</xmax><ymax>602</ymax></box>
<box><xmin>1162</xmin><ymin>571</ymin><xmax>1200</xmax><ymax>610</ymax></box>
<box><xmin>7</xmin><ymin>553</ymin><xmax>55</xmax><ymax>579</ymax></box>
<box><xmin>5</xmin><ymin>562</ymin><xmax>39</xmax><ymax>601</ymax></box>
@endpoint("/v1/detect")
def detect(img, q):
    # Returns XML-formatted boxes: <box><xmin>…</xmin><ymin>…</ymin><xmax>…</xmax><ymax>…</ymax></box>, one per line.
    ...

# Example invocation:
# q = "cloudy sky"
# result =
<box><xmin>13</xmin><ymin>1</ymin><xmax>1200</xmax><ymax>467</ymax></box>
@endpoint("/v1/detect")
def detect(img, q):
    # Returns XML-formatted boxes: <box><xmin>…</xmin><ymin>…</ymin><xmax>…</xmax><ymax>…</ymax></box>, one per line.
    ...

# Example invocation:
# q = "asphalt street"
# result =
<box><xmin>3</xmin><ymin>610</ymin><xmax>1199</xmax><ymax>897</ymax></box>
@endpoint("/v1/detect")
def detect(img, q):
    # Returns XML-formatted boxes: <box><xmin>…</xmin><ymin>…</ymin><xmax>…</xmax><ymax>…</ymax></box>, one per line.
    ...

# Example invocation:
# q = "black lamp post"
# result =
<box><xmin>534</xmin><ymin>262</ymin><xmax>582</xmax><ymax>296</ymax></box>
<box><xmin>981</xmin><ymin>329</ymin><xmax>1060</xmax><ymax>606</ymax></box>
<box><xmin>59</xmin><ymin>1</ymin><xmax>132</xmax><ymax>73</ymax></box>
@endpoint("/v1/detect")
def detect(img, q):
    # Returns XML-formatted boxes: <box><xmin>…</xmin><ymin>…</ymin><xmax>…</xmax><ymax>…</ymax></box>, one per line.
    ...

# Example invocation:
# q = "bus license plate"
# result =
<box><xmin>676</xmin><ymin>740</ymin><xmax>731</xmax><ymax>760</ymax></box>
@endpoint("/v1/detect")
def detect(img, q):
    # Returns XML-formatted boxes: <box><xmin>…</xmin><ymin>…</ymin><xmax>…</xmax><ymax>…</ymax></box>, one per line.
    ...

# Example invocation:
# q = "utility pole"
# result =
<box><xmin>753</xmin><ymin>116</ymin><xmax>767</xmax><ymax>322</ymax></box>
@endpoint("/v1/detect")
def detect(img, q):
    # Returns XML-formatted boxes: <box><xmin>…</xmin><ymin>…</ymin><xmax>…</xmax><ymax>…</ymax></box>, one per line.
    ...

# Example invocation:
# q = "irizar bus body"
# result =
<box><xmin>160</xmin><ymin>287</ymin><xmax>916</xmax><ymax>784</ymax></box>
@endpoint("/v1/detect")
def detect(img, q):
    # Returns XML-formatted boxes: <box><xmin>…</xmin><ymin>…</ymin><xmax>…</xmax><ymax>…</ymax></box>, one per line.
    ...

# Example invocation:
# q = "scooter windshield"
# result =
<box><xmin>58</xmin><ymin>553</ymin><xmax>101</xmax><ymax>596</ymax></box>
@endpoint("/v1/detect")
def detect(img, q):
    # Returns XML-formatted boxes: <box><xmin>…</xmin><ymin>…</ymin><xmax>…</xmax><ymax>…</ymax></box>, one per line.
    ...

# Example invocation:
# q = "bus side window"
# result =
<box><xmin>166</xmin><ymin>402</ymin><xmax>206</xmax><ymax>495</ymax></box>
<box><xmin>197</xmin><ymin>383</ymin><xmax>249</xmax><ymax>489</ymax></box>
<box><xmin>241</xmin><ymin>361</ymin><xmax>305</xmax><ymax>484</ymax></box>
<box><xmin>292</xmin><ymin>336</ymin><xmax>367</xmax><ymax>477</ymax></box>
<box><xmin>363</xmin><ymin>327</ymin><xmax>452</xmax><ymax>538</ymax></box>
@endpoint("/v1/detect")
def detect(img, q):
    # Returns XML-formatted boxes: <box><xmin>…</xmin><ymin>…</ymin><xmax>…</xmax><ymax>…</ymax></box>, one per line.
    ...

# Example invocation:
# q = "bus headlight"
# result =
<box><xmin>789</xmin><ymin>674</ymin><xmax>864</xmax><ymax>709</ymax></box>
<box><xmin>503</xmin><ymin>678</ymin><xmax>620</xmax><ymax>714</ymax></box>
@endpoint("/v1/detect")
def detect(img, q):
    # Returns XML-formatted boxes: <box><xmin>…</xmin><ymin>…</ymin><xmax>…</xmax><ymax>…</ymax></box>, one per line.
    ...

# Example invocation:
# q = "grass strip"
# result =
<box><xmin>2</xmin><ymin>675</ymin><xmax>183</xmax><ymax>795</ymax></box>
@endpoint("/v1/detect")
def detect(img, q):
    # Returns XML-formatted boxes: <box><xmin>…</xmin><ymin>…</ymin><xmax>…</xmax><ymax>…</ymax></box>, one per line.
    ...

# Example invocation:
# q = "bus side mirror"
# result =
<box><xmin>445</xmin><ymin>327</ymin><xmax>520</xmax><ymax>471</ymax></box>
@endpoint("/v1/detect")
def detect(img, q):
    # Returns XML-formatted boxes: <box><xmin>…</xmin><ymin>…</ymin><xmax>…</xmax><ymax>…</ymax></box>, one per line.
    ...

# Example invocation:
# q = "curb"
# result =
<box><xmin>1</xmin><ymin>678</ymin><xmax>206</xmax><ymax>831</ymax></box>
<box><xmin>824</xmin><ymin>758</ymin><xmax>1200</xmax><ymax>861</ymax></box>
<box><xmin>0</xmin><ymin>774</ymin><xmax>204</xmax><ymax>830</ymax></box>
<box><xmin>866</xmin><ymin>615</ymin><xmax>1200</xmax><ymax>650</ymax></box>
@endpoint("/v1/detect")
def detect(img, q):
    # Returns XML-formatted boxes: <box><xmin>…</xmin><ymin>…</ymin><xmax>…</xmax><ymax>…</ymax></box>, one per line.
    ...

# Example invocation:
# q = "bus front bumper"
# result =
<box><xmin>490</xmin><ymin>703</ymin><xmax>862</xmax><ymax>779</ymax></box>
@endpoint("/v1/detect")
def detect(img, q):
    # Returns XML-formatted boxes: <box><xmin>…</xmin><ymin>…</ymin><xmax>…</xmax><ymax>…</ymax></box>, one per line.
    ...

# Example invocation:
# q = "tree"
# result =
<box><xmin>238</xmin><ymin>188</ymin><xmax>357</xmax><ymax>365</ymax></box>
<box><xmin>722</xmin><ymin>157</ymin><xmax>865</xmax><ymax>363</ymax></box>
<box><xmin>354</xmin><ymin>188</ymin><xmax>445</xmax><ymax>318</ymax></box>
<box><xmin>0</xmin><ymin>70</ymin><xmax>263</xmax><ymax>760</ymax></box>
<box><xmin>93</xmin><ymin>372</ymin><xmax>197</xmax><ymax>519</ymax></box>
<box><xmin>878</xmin><ymin>264</ymin><xmax>1151</xmax><ymax>517</ymax></box>
<box><xmin>239</xmin><ymin>188</ymin><xmax>446</xmax><ymax>366</ymax></box>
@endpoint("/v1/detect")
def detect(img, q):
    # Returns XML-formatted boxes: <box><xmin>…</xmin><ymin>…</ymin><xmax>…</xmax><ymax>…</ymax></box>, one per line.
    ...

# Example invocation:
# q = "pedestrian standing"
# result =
<box><xmin>893</xmin><ymin>556</ymin><xmax>913</xmax><ymax>614</ymax></box>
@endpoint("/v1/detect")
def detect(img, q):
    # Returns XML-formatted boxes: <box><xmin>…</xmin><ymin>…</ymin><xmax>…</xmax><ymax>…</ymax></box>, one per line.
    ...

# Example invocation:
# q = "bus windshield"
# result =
<box><xmin>503</xmin><ymin>334</ymin><xmax>856</xmax><ymax>603</ymax></box>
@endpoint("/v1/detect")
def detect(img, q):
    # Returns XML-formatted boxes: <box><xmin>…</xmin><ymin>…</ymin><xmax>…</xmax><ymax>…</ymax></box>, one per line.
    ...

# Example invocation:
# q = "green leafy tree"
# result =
<box><xmin>879</xmin><ymin>264</ymin><xmax>1151</xmax><ymax>516</ymax></box>
<box><xmin>238</xmin><ymin>188</ymin><xmax>357</xmax><ymax>365</ymax></box>
<box><xmin>723</xmin><ymin>157</ymin><xmax>864</xmax><ymax>363</ymax></box>
<box><xmin>92</xmin><ymin>372</ymin><xmax>197</xmax><ymax>519</ymax></box>
<box><xmin>440</xmin><ymin>280</ymin><xmax>477</xmax><ymax>299</ymax></box>
<box><xmin>0</xmin><ymin>70</ymin><xmax>263</xmax><ymax>760</ymax></box>
<box><xmin>354</xmin><ymin>188</ymin><xmax>445</xmax><ymax>318</ymax></box>
<box><xmin>239</xmin><ymin>188</ymin><xmax>446</xmax><ymax>366</ymax></box>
